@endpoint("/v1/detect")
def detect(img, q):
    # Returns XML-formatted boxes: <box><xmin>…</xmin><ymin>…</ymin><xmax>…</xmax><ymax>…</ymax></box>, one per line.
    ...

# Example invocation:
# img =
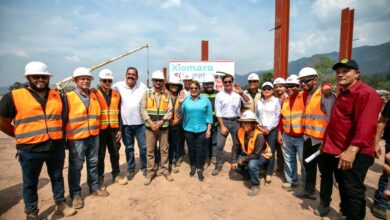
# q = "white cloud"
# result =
<box><xmin>64</xmin><ymin>55</ymin><xmax>80</xmax><ymax>62</ymax></box>
<box><xmin>161</xmin><ymin>0</ymin><xmax>181</xmax><ymax>8</ymax></box>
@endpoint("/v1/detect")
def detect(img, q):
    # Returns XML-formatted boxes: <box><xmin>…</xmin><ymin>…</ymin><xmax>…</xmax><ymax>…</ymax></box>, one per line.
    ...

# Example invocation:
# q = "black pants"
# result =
<box><xmin>98</xmin><ymin>127</ymin><xmax>121</xmax><ymax>178</ymax></box>
<box><xmin>184</xmin><ymin>130</ymin><xmax>207</xmax><ymax>169</ymax></box>
<box><xmin>318</xmin><ymin>153</ymin><xmax>373</xmax><ymax>220</ymax></box>
<box><xmin>303</xmin><ymin>138</ymin><xmax>321</xmax><ymax>194</ymax></box>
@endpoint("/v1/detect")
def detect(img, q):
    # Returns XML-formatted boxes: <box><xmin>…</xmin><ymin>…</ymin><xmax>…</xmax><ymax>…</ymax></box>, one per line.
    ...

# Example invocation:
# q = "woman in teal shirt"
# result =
<box><xmin>176</xmin><ymin>81</ymin><xmax>212</xmax><ymax>181</ymax></box>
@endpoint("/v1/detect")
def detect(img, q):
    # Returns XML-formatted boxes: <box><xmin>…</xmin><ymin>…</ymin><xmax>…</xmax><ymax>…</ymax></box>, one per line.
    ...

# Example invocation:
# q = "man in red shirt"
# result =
<box><xmin>317</xmin><ymin>59</ymin><xmax>382</xmax><ymax>220</ymax></box>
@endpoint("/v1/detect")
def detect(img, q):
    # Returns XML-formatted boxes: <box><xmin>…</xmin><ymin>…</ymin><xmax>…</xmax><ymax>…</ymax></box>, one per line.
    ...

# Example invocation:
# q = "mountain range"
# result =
<box><xmin>235</xmin><ymin>41</ymin><xmax>390</xmax><ymax>85</ymax></box>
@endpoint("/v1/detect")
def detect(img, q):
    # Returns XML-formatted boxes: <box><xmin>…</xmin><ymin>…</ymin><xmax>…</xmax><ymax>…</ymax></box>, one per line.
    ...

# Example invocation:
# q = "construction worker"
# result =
<box><xmin>182</xmin><ymin>72</ymin><xmax>192</xmax><ymax>97</ymax></box>
<box><xmin>277</xmin><ymin>75</ymin><xmax>305</xmax><ymax>191</ymax></box>
<box><xmin>0</xmin><ymin>61</ymin><xmax>76</xmax><ymax>219</ymax></box>
<box><xmin>113</xmin><ymin>67</ymin><xmax>148</xmax><ymax>179</ymax></box>
<box><xmin>319</xmin><ymin>59</ymin><xmax>382</xmax><ymax>220</ymax></box>
<box><xmin>213</xmin><ymin>74</ymin><xmax>250</xmax><ymax>176</ymax></box>
<box><xmin>231</xmin><ymin>110</ymin><xmax>272</xmax><ymax>196</ymax></box>
<box><xmin>371</xmin><ymin>100</ymin><xmax>390</xmax><ymax>220</ymax></box>
<box><xmin>166</xmin><ymin>76</ymin><xmax>184</xmax><ymax>173</ymax></box>
<box><xmin>141</xmin><ymin>70</ymin><xmax>173</xmax><ymax>185</ymax></box>
<box><xmin>96</xmin><ymin>69</ymin><xmax>128</xmax><ymax>186</ymax></box>
<box><xmin>66</xmin><ymin>67</ymin><xmax>109</xmax><ymax>210</ymax></box>
<box><xmin>200</xmin><ymin>74</ymin><xmax>219</xmax><ymax>165</ymax></box>
<box><xmin>294</xmin><ymin>67</ymin><xmax>335</xmax><ymax>202</ymax></box>
<box><xmin>242</xmin><ymin>73</ymin><xmax>262</xmax><ymax>112</ymax></box>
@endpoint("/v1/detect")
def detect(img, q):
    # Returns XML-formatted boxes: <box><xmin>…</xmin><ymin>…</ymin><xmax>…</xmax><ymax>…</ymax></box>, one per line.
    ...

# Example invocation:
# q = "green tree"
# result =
<box><xmin>8</xmin><ymin>81</ymin><xmax>26</xmax><ymax>91</ymax></box>
<box><xmin>306</xmin><ymin>56</ymin><xmax>336</xmax><ymax>85</ymax></box>
<box><xmin>259</xmin><ymin>71</ymin><xmax>274</xmax><ymax>83</ymax></box>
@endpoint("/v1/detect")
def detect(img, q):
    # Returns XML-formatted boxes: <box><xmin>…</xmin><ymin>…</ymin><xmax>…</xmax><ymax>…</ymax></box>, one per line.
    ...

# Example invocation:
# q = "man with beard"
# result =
<box><xmin>242</xmin><ymin>73</ymin><xmax>261</xmax><ymax>112</ymax></box>
<box><xmin>0</xmin><ymin>61</ymin><xmax>76</xmax><ymax>219</ymax></box>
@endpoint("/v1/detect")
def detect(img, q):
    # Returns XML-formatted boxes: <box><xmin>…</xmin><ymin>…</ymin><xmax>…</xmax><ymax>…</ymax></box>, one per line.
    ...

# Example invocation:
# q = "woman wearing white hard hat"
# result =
<box><xmin>277</xmin><ymin>74</ymin><xmax>306</xmax><ymax>191</ymax></box>
<box><xmin>231</xmin><ymin>110</ymin><xmax>272</xmax><ymax>196</ymax></box>
<box><xmin>255</xmin><ymin>82</ymin><xmax>281</xmax><ymax>185</ymax></box>
<box><xmin>273</xmin><ymin>77</ymin><xmax>288</xmax><ymax>101</ymax></box>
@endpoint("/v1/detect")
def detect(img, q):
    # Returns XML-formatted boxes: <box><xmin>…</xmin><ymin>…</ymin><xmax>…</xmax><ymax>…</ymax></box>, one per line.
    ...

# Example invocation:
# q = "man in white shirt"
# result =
<box><xmin>212</xmin><ymin>74</ymin><xmax>250</xmax><ymax>175</ymax></box>
<box><xmin>182</xmin><ymin>73</ymin><xmax>192</xmax><ymax>97</ymax></box>
<box><xmin>113</xmin><ymin>67</ymin><xmax>148</xmax><ymax>180</ymax></box>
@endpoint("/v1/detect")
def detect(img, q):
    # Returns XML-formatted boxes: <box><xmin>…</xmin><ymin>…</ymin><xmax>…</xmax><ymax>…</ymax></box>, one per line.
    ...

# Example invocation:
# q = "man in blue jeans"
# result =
<box><xmin>0</xmin><ymin>61</ymin><xmax>76</xmax><ymax>219</ymax></box>
<box><xmin>371</xmin><ymin>100</ymin><xmax>390</xmax><ymax>220</ymax></box>
<box><xmin>113</xmin><ymin>67</ymin><xmax>148</xmax><ymax>179</ymax></box>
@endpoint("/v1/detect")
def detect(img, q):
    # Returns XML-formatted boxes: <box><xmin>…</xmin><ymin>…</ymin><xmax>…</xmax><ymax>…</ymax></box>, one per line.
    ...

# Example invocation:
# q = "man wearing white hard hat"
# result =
<box><xmin>182</xmin><ymin>72</ymin><xmax>193</xmax><ymax>97</ymax></box>
<box><xmin>294</xmin><ymin>67</ymin><xmax>335</xmax><ymax>205</ymax></box>
<box><xmin>0</xmin><ymin>61</ymin><xmax>76</xmax><ymax>219</ymax></box>
<box><xmin>166</xmin><ymin>76</ymin><xmax>184</xmax><ymax>173</ymax></box>
<box><xmin>277</xmin><ymin>74</ymin><xmax>306</xmax><ymax>191</ymax></box>
<box><xmin>66</xmin><ymin>67</ymin><xmax>109</xmax><ymax>210</ymax></box>
<box><xmin>231</xmin><ymin>110</ymin><xmax>272</xmax><ymax>196</ymax></box>
<box><xmin>273</xmin><ymin>77</ymin><xmax>288</xmax><ymax>101</ymax></box>
<box><xmin>95</xmin><ymin>69</ymin><xmax>128</xmax><ymax>187</ymax></box>
<box><xmin>141</xmin><ymin>70</ymin><xmax>173</xmax><ymax>185</ymax></box>
<box><xmin>242</xmin><ymin>73</ymin><xmax>262</xmax><ymax>112</ymax></box>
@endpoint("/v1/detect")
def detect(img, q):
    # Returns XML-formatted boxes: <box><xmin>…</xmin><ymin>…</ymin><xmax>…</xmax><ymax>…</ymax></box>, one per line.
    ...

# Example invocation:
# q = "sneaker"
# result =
<box><xmin>247</xmin><ymin>186</ymin><xmax>260</xmax><ymax>196</ymax></box>
<box><xmin>281</xmin><ymin>182</ymin><xmax>297</xmax><ymax>191</ymax></box>
<box><xmin>371</xmin><ymin>203</ymin><xmax>387</xmax><ymax>220</ymax></box>
<box><xmin>211</xmin><ymin>167</ymin><xmax>221</xmax><ymax>176</ymax></box>
<box><xmin>26</xmin><ymin>214</ymin><xmax>39</xmax><ymax>220</ymax></box>
<box><xmin>127</xmin><ymin>172</ymin><xmax>135</xmax><ymax>180</ymax></box>
<box><xmin>91</xmin><ymin>188</ymin><xmax>110</xmax><ymax>197</ymax></box>
<box><xmin>55</xmin><ymin>202</ymin><xmax>77</xmax><ymax>217</ymax></box>
<box><xmin>144</xmin><ymin>176</ymin><xmax>153</xmax><ymax>186</ymax></box>
<box><xmin>313</xmin><ymin>204</ymin><xmax>330</xmax><ymax>217</ymax></box>
<box><xmin>294</xmin><ymin>191</ymin><xmax>316</xmax><ymax>200</ymax></box>
<box><xmin>113</xmin><ymin>176</ymin><xmax>128</xmax><ymax>185</ymax></box>
<box><xmin>72</xmin><ymin>196</ymin><xmax>84</xmax><ymax>209</ymax></box>
<box><xmin>189</xmin><ymin>166</ymin><xmax>196</xmax><ymax>176</ymax></box>
<box><xmin>163</xmin><ymin>173</ymin><xmax>174</xmax><ymax>181</ymax></box>
<box><xmin>197</xmin><ymin>170</ymin><xmax>204</xmax><ymax>181</ymax></box>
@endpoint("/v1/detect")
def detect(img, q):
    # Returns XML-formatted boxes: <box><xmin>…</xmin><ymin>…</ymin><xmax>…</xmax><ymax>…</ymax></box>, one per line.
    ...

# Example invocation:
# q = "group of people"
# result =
<box><xmin>0</xmin><ymin>58</ymin><xmax>388</xmax><ymax>220</ymax></box>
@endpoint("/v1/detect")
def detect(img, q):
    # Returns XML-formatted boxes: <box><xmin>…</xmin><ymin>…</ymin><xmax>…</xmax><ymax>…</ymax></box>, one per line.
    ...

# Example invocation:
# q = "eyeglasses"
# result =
<box><xmin>285</xmin><ymin>85</ymin><xmax>298</xmax><ymax>89</ymax></box>
<box><xmin>300</xmin><ymin>77</ymin><xmax>315</xmax><ymax>84</ymax></box>
<box><xmin>262</xmin><ymin>87</ymin><xmax>273</xmax><ymax>91</ymax></box>
<box><xmin>203</xmin><ymin>82</ymin><xmax>214</xmax><ymax>86</ymax></box>
<box><xmin>153</xmin><ymin>79</ymin><xmax>163</xmax><ymax>83</ymax></box>
<box><xmin>248</xmin><ymin>80</ymin><xmax>259</xmax><ymax>84</ymax></box>
<box><xmin>223</xmin><ymin>80</ymin><xmax>233</xmax><ymax>84</ymax></box>
<box><xmin>102</xmin><ymin>79</ymin><xmax>112</xmax><ymax>83</ymax></box>
<box><xmin>190</xmin><ymin>87</ymin><xmax>199</xmax><ymax>91</ymax></box>
<box><xmin>30</xmin><ymin>75</ymin><xmax>50</xmax><ymax>80</ymax></box>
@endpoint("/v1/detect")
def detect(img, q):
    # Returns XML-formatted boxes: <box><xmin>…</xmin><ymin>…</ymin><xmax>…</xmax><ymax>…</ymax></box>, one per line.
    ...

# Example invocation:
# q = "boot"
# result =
<box><xmin>247</xmin><ymin>186</ymin><xmax>260</xmax><ymax>196</ymax></box>
<box><xmin>91</xmin><ymin>188</ymin><xmax>109</xmax><ymax>197</ymax></box>
<box><xmin>72</xmin><ymin>196</ymin><xmax>84</xmax><ymax>209</ymax></box>
<box><xmin>26</xmin><ymin>214</ymin><xmax>38</xmax><ymax>220</ymax></box>
<box><xmin>211</xmin><ymin>166</ymin><xmax>221</xmax><ymax>176</ymax></box>
<box><xmin>197</xmin><ymin>170</ymin><xmax>204</xmax><ymax>181</ymax></box>
<box><xmin>55</xmin><ymin>202</ymin><xmax>77</xmax><ymax>217</ymax></box>
<box><xmin>189</xmin><ymin>166</ymin><xmax>196</xmax><ymax>176</ymax></box>
<box><xmin>113</xmin><ymin>175</ymin><xmax>128</xmax><ymax>185</ymax></box>
<box><xmin>144</xmin><ymin>175</ymin><xmax>153</xmax><ymax>186</ymax></box>
<box><xmin>163</xmin><ymin>173</ymin><xmax>174</xmax><ymax>181</ymax></box>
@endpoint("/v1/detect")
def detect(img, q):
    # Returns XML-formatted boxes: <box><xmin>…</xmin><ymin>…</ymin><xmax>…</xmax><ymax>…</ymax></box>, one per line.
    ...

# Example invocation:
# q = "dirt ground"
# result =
<box><xmin>0</xmin><ymin>131</ymin><xmax>386</xmax><ymax>220</ymax></box>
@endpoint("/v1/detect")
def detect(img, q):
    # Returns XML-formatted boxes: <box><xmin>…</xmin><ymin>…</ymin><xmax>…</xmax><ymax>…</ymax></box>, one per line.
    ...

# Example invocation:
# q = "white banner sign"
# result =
<box><xmin>169</xmin><ymin>61</ymin><xmax>235</xmax><ymax>82</ymax></box>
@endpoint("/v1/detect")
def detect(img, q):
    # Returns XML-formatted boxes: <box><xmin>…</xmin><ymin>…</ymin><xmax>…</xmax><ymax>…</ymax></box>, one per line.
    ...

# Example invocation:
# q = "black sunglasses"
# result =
<box><xmin>285</xmin><ymin>85</ymin><xmax>298</xmax><ymax>89</ymax></box>
<box><xmin>154</xmin><ymin>79</ymin><xmax>163</xmax><ymax>82</ymax></box>
<box><xmin>102</xmin><ymin>79</ymin><xmax>112</xmax><ymax>83</ymax></box>
<box><xmin>300</xmin><ymin>77</ymin><xmax>315</xmax><ymax>84</ymax></box>
<box><xmin>223</xmin><ymin>80</ymin><xmax>233</xmax><ymax>84</ymax></box>
<box><xmin>248</xmin><ymin>80</ymin><xmax>259</xmax><ymax>84</ymax></box>
<box><xmin>203</xmin><ymin>82</ymin><xmax>214</xmax><ymax>86</ymax></box>
<box><xmin>262</xmin><ymin>87</ymin><xmax>273</xmax><ymax>91</ymax></box>
<box><xmin>30</xmin><ymin>75</ymin><xmax>50</xmax><ymax>80</ymax></box>
<box><xmin>190</xmin><ymin>87</ymin><xmax>199</xmax><ymax>91</ymax></box>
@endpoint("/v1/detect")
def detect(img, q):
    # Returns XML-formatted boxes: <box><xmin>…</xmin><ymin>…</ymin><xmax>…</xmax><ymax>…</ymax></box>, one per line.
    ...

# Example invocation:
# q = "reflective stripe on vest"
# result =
<box><xmin>281</xmin><ymin>92</ymin><xmax>304</xmax><ymax>134</ymax></box>
<box><xmin>303</xmin><ymin>88</ymin><xmax>329</xmax><ymax>139</ymax></box>
<box><xmin>96</xmin><ymin>89</ymin><xmax>120</xmax><ymax>129</ymax></box>
<box><xmin>12</xmin><ymin>88</ymin><xmax>63</xmax><ymax>144</ymax></box>
<box><xmin>237</xmin><ymin>127</ymin><xmax>272</xmax><ymax>159</ymax></box>
<box><xmin>66</xmin><ymin>91</ymin><xmax>101</xmax><ymax>140</ymax></box>
<box><xmin>145</xmin><ymin>89</ymin><xmax>169</xmax><ymax>128</ymax></box>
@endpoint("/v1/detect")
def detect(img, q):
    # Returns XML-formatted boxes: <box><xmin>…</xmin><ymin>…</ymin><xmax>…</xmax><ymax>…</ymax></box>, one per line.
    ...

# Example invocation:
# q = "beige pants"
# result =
<box><xmin>145</xmin><ymin>128</ymin><xmax>169</xmax><ymax>176</ymax></box>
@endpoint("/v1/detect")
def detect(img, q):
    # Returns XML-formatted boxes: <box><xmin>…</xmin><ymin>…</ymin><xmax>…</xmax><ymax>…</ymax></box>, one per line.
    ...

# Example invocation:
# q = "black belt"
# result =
<box><xmin>222</xmin><ymin>117</ymin><xmax>239</xmax><ymax>121</ymax></box>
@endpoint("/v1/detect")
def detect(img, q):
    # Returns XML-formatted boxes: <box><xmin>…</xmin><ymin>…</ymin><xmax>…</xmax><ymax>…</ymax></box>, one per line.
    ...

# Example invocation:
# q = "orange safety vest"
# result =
<box><xmin>66</xmin><ymin>91</ymin><xmax>100</xmax><ymax>140</ymax></box>
<box><xmin>303</xmin><ymin>87</ymin><xmax>329</xmax><ymax>139</ymax></box>
<box><xmin>281</xmin><ymin>92</ymin><xmax>304</xmax><ymax>134</ymax></box>
<box><xmin>96</xmin><ymin>88</ymin><xmax>120</xmax><ymax>129</ymax></box>
<box><xmin>237</xmin><ymin>127</ymin><xmax>272</xmax><ymax>159</ymax></box>
<box><xmin>12</xmin><ymin>88</ymin><xmax>63</xmax><ymax>145</ymax></box>
<box><xmin>145</xmin><ymin>89</ymin><xmax>170</xmax><ymax>128</ymax></box>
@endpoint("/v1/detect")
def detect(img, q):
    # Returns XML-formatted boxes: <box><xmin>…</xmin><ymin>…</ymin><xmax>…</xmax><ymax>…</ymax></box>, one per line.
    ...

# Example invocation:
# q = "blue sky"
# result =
<box><xmin>0</xmin><ymin>0</ymin><xmax>389</xmax><ymax>87</ymax></box>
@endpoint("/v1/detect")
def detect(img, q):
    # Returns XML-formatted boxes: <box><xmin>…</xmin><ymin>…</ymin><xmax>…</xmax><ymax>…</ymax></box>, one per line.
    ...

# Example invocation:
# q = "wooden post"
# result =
<box><xmin>339</xmin><ymin>8</ymin><xmax>354</xmax><ymax>60</ymax></box>
<box><xmin>273</xmin><ymin>0</ymin><xmax>290</xmax><ymax>79</ymax></box>
<box><xmin>201</xmin><ymin>40</ymin><xmax>209</xmax><ymax>61</ymax></box>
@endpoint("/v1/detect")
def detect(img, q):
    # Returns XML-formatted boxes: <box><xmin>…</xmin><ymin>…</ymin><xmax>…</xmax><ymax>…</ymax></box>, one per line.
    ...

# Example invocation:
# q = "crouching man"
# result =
<box><xmin>230</xmin><ymin>110</ymin><xmax>272</xmax><ymax>196</ymax></box>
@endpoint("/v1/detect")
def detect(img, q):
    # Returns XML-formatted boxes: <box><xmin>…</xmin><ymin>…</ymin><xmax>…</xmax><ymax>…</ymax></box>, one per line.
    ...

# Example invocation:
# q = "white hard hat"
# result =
<box><xmin>182</xmin><ymin>73</ymin><xmax>192</xmax><ymax>80</ymax></box>
<box><xmin>247</xmin><ymin>73</ymin><xmax>259</xmax><ymax>81</ymax></box>
<box><xmin>99</xmin><ymin>69</ymin><xmax>113</xmax><ymax>80</ymax></box>
<box><xmin>167</xmin><ymin>76</ymin><xmax>181</xmax><ymax>85</ymax></box>
<box><xmin>238</xmin><ymin>110</ymin><xmax>258</xmax><ymax>123</ymax></box>
<box><xmin>24</xmin><ymin>61</ymin><xmax>52</xmax><ymax>76</ymax></box>
<box><xmin>273</xmin><ymin>77</ymin><xmax>286</xmax><ymax>85</ymax></box>
<box><xmin>262</xmin><ymin>82</ymin><xmax>274</xmax><ymax>89</ymax></box>
<box><xmin>298</xmin><ymin>67</ymin><xmax>318</xmax><ymax>79</ymax></box>
<box><xmin>204</xmin><ymin>74</ymin><xmax>215</xmax><ymax>83</ymax></box>
<box><xmin>73</xmin><ymin>67</ymin><xmax>94</xmax><ymax>79</ymax></box>
<box><xmin>152</xmin><ymin>70</ymin><xmax>165</xmax><ymax>80</ymax></box>
<box><xmin>285</xmin><ymin>74</ymin><xmax>300</xmax><ymax>85</ymax></box>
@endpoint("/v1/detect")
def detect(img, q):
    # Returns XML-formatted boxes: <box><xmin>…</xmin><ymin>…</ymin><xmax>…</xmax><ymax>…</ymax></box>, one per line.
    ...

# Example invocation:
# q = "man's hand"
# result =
<box><xmin>115</xmin><ymin>131</ymin><xmax>122</xmax><ymax>143</ymax></box>
<box><xmin>220</xmin><ymin>126</ymin><xmax>229</xmax><ymax>136</ymax></box>
<box><xmin>337</xmin><ymin>146</ymin><xmax>358</xmax><ymax>170</ymax></box>
<box><xmin>231</xmin><ymin>163</ymin><xmax>238</xmax><ymax>171</ymax></box>
<box><xmin>322</xmin><ymin>85</ymin><xmax>333</xmax><ymax>98</ymax></box>
<box><xmin>233</xmin><ymin>83</ymin><xmax>243</xmax><ymax>95</ymax></box>
<box><xmin>277</xmin><ymin>132</ymin><xmax>283</xmax><ymax>144</ymax></box>
<box><xmin>262</xmin><ymin>128</ymin><xmax>270</xmax><ymax>135</ymax></box>
<box><xmin>374</xmin><ymin>141</ymin><xmax>382</xmax><ymax>159</ymax></box>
